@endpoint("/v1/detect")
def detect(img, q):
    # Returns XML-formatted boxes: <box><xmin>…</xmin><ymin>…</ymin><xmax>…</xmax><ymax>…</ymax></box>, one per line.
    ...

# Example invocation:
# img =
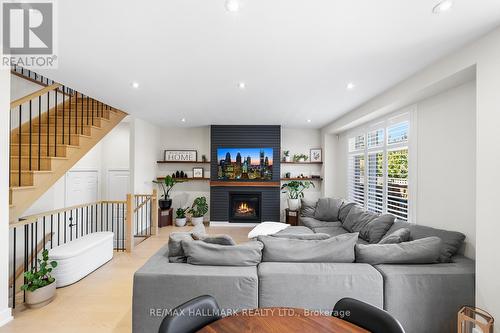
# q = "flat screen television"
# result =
<box><xmin>217</xmin><ymin>148</ymin><xmax>273</xmax><ymax>180</ymax></box>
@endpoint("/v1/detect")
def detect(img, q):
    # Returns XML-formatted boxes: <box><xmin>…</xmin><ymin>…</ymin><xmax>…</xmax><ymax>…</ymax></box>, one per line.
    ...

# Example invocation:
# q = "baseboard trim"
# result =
<box><xmin>0</xmin><ymin>307</ymin><xmax>13</xmax><ymax>327</ymax></box>
<box><xmin>209</xmin><ymin>221</ymin><xmax>259</xmax><ymax>227</ymax></box>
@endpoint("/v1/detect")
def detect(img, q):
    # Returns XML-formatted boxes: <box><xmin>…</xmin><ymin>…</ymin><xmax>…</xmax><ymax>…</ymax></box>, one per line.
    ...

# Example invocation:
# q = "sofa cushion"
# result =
<box><xmin>312</xmin><ymin>226</ymin><xmax>348</xmax><ymax>237</ymax></box>
<box><xmin>374</xmin><ymin>256</ymin><xmax>475</xmax><ymax>333</ymax></box>
<box><xmin>276</xmin><ymin>226</ymin><xmax>314</xmax><ymax>235</ymax></box>
<box><xmin>258</xmin><ymin>233</ymin><xmax>358</xmax><ymax>263</ymax></box>
<box><xmin>271</xmin><ymin>233</ymin><xmax>331</xmax><ymax>240</ymax></box>
<box><xmin>378</xmin><ymin>228</ymin><xmax>411</xmax><ymax>244</ymax></box>
<box><xmin>167</xmin><ymin>224</ymin><xmax>206</xmax><ymax>263</ymax></box>
<box><xmin>359</xmin><ymin>214</ymin><xmax>395</xmax><ymax>243</ymax></box>
<box><xmin>133</xmin><ymin>245</ymin><xmax>258</xmax><ymax>333</ymax></box>
<box><xmin>338</xmin><ymin>201</ymin><xmax>357</xmax><ymax>223</ymax></box>
<box><xmin>385</xmin><ymin>221</ymin><xmax>466</xmax><ymax>262</ymax></box>
<box><xmin>182</xmin><ymin>240</ymin><xmax>263</xmax><ymax>266</ymax></box>
<box><xmin>258</xmin><ymin>262</ymin><xmax>383</xmax><ymax>311</ymax></box>
<box><xmin>355</xmin><ymin>237</ymin><xmax>442</xmax><ymax>265</ymax></box>
<box><xmin>300</xmin><ymin>198</ymin><xmax>317</xmax><ymax>218</ymax></box>
<box><xmin>300</xmin><ymin>217</ymin><xmax>342</xmax><ymax>229</ymax></box>
<box><xmin>313</xmin><ymin>197</ymin><xmax>344</xmax><ymax>221</ymax></box>
<box><xmin>191</xmin><ymin>232</ymin><xmax>236</xmax><ymax>245</ymax></box>
<box><xmin>343</xmin><ymin>205</ymin><xmax>378</xmax><ymax>232</ymax></box>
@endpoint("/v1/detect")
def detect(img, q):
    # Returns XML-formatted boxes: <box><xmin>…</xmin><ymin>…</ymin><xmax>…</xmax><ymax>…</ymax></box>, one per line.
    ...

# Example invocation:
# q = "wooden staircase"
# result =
<box><xmin>9</xmin><ymin>69</ymin><xmax>128</xmax><ymax>221</ymax></box>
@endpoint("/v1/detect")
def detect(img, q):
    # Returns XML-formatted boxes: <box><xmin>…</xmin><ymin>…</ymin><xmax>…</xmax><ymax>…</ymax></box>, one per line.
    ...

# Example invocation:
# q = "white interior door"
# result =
<box><xmin>107</xmin><ymin>169</ymin><xmax>130</xmax><ymax>201</ymax></box>
<box><xmin>66</xmin><ymin>170</ymin><xmax>99</xmax><ymax>206</ymax></box>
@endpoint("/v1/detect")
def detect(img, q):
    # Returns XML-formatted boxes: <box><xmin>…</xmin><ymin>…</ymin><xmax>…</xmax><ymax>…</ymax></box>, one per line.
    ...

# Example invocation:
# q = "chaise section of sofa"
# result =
<box><xmin>375</xmin><ymin>255</ymin><xmax>475</xmax><ymax>333</ymax></box>
<box><xmin>132</xmin><ymin>245</ymin><xmax>259</xmax><ymax>333</ymax></box>
<box><xmin>258</xmin><ymin>262</ymin><xmax>383</xmax><ymax>311</ymax></box>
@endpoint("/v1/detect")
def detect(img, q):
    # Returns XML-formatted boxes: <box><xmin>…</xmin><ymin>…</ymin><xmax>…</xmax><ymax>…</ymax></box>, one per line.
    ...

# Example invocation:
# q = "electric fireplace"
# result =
<box><xmin>229</xmin><ymin>192</ymin><xmax>262</xmax><ymax>223</ymax></box>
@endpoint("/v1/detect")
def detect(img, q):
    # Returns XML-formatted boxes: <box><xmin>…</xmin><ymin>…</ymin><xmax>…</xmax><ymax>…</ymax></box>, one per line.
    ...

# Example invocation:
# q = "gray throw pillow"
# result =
<box><xmin>191</xmin><ymin>232</ymin><xmax>236</xmax><ymax>245</ymax></box>
<box><xmin>359</xmin><ymin>214</ymin><xmax>395</xmax><ymax>243</ymax></box>
<box><xmin>258</xmin><ymin>233</ymin><xmax>358</xmax><ymax>263</ymax></box>
<box><xmin>300</xmin><ymin>198</ymin><xmax>317</xmax><ymax>218</ymax></box>
<box><xmin>342</xmin><ymin>205</ymin><xmax>378</xmax><ymax>232</ymax></box>
<box><xmin>379</xmin><ymin>228</ymin><xmax>411</xmax><ymax>244</ymax></box>
<box><xmin>167</xmin><ymin>224</ymin><xmax>207</xmax><ymax>262</ymax></box>
<box><xmin>385</xmin><ymin>221</ymin><xmax>466</xmax><ymax>262</ymax></box>
<box><xmin>271</xmin><ymin>233</ymin><xmax>331</xmax><ymax>240</ymax></box>
<box><xmin>313</xmin><ymin>198</ymin><xmax>344</xmax><ymax>222</ymax></box>
<box><xmin>355</xmin><ymin>237</ymin><xmax>442</xmax><ymax>265</ymax></box>
<box><xmin>182</xmin><ymin>240</ymin><xmax>263</xmax><ymax>266</ymax></box>
<box><xmin>338</xmin><ymin>201</ymin><xmax>357</xmax><ymax>223</ymax></box>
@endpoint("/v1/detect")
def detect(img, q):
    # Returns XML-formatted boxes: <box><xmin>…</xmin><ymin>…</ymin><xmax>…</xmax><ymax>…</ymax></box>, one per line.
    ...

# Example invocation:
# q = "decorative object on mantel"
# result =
<box><xmin>284</xmin><ymin>172</ymin><xmax>291</xmax><ymax>179</ymax></box>
<box><xmin>180</xmin><ymin>171</ymin><xmax>185</xmax><ymax>178</ymax></box>
<box><xmin>311</xmin><ymin>174</ymin><xmax>322</xmax><ymax>179</ymax></box>
<box><xmin>21</xmin><ymin>249</ymin><xmax>58</xmax><ymax>309</ymax></box>
<box><xmin>164</xmin><ymin>150</ymin><xmax>197</xmax><ymax>162</ymax></box>
<box><xmin>189</xmin><ymin>196</ymin><xmax>209</xmax><ymax>226</ymax></box>
<box><xmin>281</xmin><ymin>180</ymin><xmax>314</xmax><ymax>211</ymax></box>
<box><xmin>283</xmin><ymin>150</ymin><xmax>291</xmax><ymax>162</ymax></box>
<box><xmin>193</xmin><ymin>167</ymin><xmax>204</xmax><ymax>179</ymax></box>
<box><xmin>293</xmin><ymin>153</ymin><xmax>308</xmax><ymax>163</ymax></box>
<box><xmin>175</xmin><ymin>208</ymin><xmax>188</xmax><ymax>227</ymax></box>
<box><xmin>458</xmin><ymin>306</ymin><xmax>494</xmax><ymax>333</ymax></box>
<box><xmin>153</xmin><ymin>175</ymin><xmax>184</xmax><ymax>210</ymax></box>
<box><xmin>310</xmin><ymin>148</ymin><xmax>322</xmax><ymax>163</ymax></box>
<box><xmin>202</xmin><ymin>154</ymin><xmax>207</xmax><ymax>162</ymax></box>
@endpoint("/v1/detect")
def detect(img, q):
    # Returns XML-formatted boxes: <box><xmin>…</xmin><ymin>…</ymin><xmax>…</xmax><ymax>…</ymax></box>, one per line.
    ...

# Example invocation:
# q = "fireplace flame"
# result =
<box><xmin>237</xmin><ymin>202</ymin><xmax>254</xmax><ymax>214</ymax></box>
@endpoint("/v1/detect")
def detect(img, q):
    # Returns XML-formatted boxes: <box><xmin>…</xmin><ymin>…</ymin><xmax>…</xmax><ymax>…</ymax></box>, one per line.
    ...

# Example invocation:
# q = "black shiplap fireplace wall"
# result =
<box><xmin>210</xmin><ymin>125</ymin><xmax>281</xmax><ymax>222</ymax></box>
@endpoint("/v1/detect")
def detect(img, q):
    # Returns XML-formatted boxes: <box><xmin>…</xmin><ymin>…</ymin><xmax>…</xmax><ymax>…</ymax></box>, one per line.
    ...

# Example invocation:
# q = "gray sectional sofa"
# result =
<box><xmin>133</xmin><ymin>198</ymin><xmax>474</xmax><ymax>333</ymax></box>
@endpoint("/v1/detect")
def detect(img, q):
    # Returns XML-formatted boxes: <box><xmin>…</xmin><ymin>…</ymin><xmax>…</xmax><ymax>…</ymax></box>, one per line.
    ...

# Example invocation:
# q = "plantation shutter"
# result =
<box><xmin>367</xmin><ymin>152</ymin><xmax>384</xmax><ymax>213</ymax></box>
<box><xmin>348</xmin><ymin>154</ymin><xmax>365</xmax><ymax>206</ymax></box>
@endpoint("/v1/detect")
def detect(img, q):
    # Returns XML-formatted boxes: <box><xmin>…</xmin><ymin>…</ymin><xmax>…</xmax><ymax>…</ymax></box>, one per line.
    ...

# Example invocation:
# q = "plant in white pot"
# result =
<box><xmin>189</xmin><ymin>197</ymin><xmax>208</xmax><ymax>226</ymax></box>
<box><xmin>283</xmin><ymin>150</ymin><xmax>291</xmax><ymax>162</ymax></box>
<box><xmin>281</xmin><ymin>180</ymin><xmax>314</xmax><ymax>211</ymax></box>
<box><xmin>21</xmin><ymin>249</ymin><xmax>58</xmax><ymax>309</ymax></box>
<box><xmin>175</xmin><ymin>207</ymin><xmax>188</xmax><ymax>227</ymax></box>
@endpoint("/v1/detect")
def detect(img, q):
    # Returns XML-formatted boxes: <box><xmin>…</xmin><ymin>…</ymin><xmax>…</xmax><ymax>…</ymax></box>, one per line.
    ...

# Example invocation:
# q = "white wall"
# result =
<box><xmin>131</xmin><ymin>117</ymin><xmax>160</xmax><ymax>195</ymax></box>
<box><xmin>321</xmin><ymin>26</ymin><xmax>500</xmax><ymax>331</ymax></box>
<box><xmin>281</xmin><ymin>128</ymin><xmax>322</xmax><ymax>220</ymax></box>
<box><xmin>0</xmin><ymin>69</ymin><xmax>13</xmax><ymax>326</ymax></box>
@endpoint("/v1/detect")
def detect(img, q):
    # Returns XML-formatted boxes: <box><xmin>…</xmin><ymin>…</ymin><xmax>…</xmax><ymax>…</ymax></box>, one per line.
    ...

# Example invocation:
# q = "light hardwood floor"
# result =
<box><xmin>0</xmin><ymin>225</ymin><xmax>252</xmax><ymax>333</ymax></box>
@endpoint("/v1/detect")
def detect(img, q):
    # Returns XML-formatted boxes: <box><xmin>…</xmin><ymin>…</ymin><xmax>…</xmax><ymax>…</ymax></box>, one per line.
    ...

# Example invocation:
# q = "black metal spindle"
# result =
<box><xmin>69</xmin><ymin>90</ymin><xmax>72</xmax><ymax>145</ymax></box>
<box><xmin>24</xmin><ymin>224</ymin><xmax>28</xmax><ymax>302</ymax></box>
<box><xmin>50</xmin><ymin>215</ymin><xmax>53</xmax><ymax>249</ymax></box>
<box><xmin>46</xmin><ymin>91</ymin><xmax>50</xmax><ymax>157</ymax></box>
<box><xmin>86</xmin><ymin>96</ymin><xmax>89</xmax><ymax>125</ymax></box>
<box><xmin>81</xmin><ymin>94</ymin><xmax>84</xmax><ymax>134</ymax></box>
<box><xmin>70</xmin><ymin>210</ymin><xmax>73</xmax><ymax>241</ymax></box>
<box><xmin>64</xmin><ymin>211</ymin><xmax>67</xmax><ymax>242</ymax></box>
<box><xmin>62</xmin><ymin>86</ymin><xmax>65</xmax><ymax>144</ymax></box>
<box><xmin>54</xmin><ymin>88</ymin><xmax>57</xmax><ymax>156</ymax></box>
<box><xmin>38</xmin><ymin>95</ymin><xmax>41</xmax><ymax>170</ymax></box>
<box><xmin>76</xmin><ymin>209</ymin><xmax>79</xmax><ymax>238</ymax></box>
<box><xmin>111</xmin><ymin>203</ymin><xmax>114</xmax><ymax>234</ymax></box>
<box><xmin>18</xmin><ymin>105</ymin><xmax>22</xmax><ymax>186</ymax></box>
<box><xmin>43</xmin><ymin>217</ymin><xmax>46</xmax><ymax>249</ymax></box>
<box><xmin>57</xmin><ymin>213</ymin><xmax>60</xmax><ymax>246</ymax></box>
<box><xmin>29</xmin><ymin>100</ymin><xmax>32</xmax><ymax>171</ymax></box>
<box><xmin>30</xmin><ymin>223</ymin><xmax>34</xmax><ymax>270</ymax></box>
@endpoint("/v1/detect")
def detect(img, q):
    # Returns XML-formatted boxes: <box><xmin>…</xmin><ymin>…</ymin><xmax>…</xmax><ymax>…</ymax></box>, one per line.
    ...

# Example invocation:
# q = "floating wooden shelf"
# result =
<box><xmin>281</xmin><ymin>161</ymin><xmax>323</xmax><ymax>165</ymax></box>
<box><xmin>157</xmin><ymin>177</ymin><xmax>210</xmax><ymax>181</ymax></box>
<box><xmin>280</xmin><ymin>177</ymin><xmax>323</xmax><ymax>181</ymax></box>
<box><xmin>157</xmin><ymin>160</ymin><xmax>211</xmax><ymax>164</ymax></box>
<box><xmin>210</xmin><ymin>181</ymin><xmax>280</xmax><ymax>187</ymax></box>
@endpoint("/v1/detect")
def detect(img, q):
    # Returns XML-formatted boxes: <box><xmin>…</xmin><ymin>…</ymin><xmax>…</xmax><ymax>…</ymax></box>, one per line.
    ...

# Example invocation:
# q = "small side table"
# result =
<box><xmin>158</xmin><ymin>208</ymin><xmax>173</xmax><ymax>228</ymax></box>
<box><xmin>285</xmin><ymin>208</ymin><xmax>299</xmax><ymax>226</ymax></box>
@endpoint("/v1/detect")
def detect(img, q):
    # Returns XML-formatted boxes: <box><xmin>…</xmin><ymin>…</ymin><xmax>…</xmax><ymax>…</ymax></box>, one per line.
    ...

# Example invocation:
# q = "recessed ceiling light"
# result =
<box><xmin>433</xmin><ymin>0</ymin><xmax>453</xmax><ymax>14</ymax></box>
<box><xmin>225</xmin><ymin>0</ymin><xmax>240</xmax><ymax>12</ymax></box>
<box><xmin>346</xmin><ymin>82</ymin><xmax>355</xmax><ymax>90</ymax></box>
<box><xmin>307</xmin><ymin>119</ymin><xmax>312</xmax><ymax>123</ymax></box>
<box><xmin>238</xmin><ymin>81</ymin><xmax>246</xmax><ymax>89</ymax></box>
<box><xmin>131</xmin><ymin>82</ymin><xmax>139</xmax><ymax>89</ymax></box>
<box><xmin>181</xmin><ymin>118</ymin><xmax>186</xmax><ymax>123</ymax></box>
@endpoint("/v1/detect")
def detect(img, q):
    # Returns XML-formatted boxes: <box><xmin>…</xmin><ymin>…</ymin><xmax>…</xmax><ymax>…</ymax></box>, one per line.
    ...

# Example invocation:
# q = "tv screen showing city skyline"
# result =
<box><xmin>217</xmin><ymin>148</ymin><xmax>273</xmax><ymax>180</ymax></box>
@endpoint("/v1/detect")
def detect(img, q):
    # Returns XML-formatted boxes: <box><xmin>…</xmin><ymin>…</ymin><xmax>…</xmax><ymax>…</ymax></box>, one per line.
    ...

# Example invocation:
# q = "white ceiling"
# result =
<box><xmin>40</xmin><ymin>0</ymin><xmax>500</xmax><ymax>128</ymax></box>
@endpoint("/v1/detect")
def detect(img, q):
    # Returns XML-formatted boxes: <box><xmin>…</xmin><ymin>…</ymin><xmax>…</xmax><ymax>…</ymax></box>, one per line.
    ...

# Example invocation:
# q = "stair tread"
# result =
<box><xmin>10</xmin><ymin>186</ymin><xmax>37</xmax><ymax>191</ymax></box>
<box><xmin>10</xmin><ymin>156</ymin><xmax>68</xmax><ymax>160</ymax></box>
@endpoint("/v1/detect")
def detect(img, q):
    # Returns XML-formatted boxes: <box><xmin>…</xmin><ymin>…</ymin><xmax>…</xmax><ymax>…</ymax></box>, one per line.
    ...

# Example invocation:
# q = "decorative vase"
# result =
<box><xmin>285</xmin><ymin>156</ymin><xmax>291</xmax><ymax>162</ymax></box>
<box><xmin>159</xmin><ymin>198</ymin><xmax>172</xmax><ymax>210</ymax></box>
<box><xmin>175</xmin><ymin>217</ymin><xmax>187</xmax><ymax>227</ymax></box>
<box><xmin>191</xmin><ymin>216</ymin><xmax>204</xmax><ymax>226</ymax></box>
<box><xmin>287</xmin><ymin>199</ymin><xmax>300</xmax><ymax>211</ymax></box>
<box><xmin>25</xmin><ymin>281</ymin><xmax>56</xmax><ymax>309</ymax></box>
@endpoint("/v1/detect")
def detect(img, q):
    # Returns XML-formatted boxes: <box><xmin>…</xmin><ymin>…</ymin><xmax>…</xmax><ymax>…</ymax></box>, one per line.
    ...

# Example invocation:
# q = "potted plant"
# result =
<box><xmin>283</xmin><ymin>150</ymin><xmax>291</xmax><ymax>162</ymax></box>
<box><xmin>281</xmin><ymin>180</ymin><xmax>314</xmax><ymax>211</ymax></box>
<box><xmin>189</xmin><ymin>196</ymin><xmax>208</xmax><ymax>226</ymax></box>
<box><xmin>175</xmin><ymin>207</ymin><xmax>188</xmax><ymax>227</ymax></box>
<box><xmin>21</xmin><ymin>249</ymin><xmax>58</xmax><ymax>309</ymax></box>
<box><xmin>153</xmin><ymin>175</ymin><xmax>183</xmax><ymax>210</ymax></box>
<box><xmin>293</xmin><ymin>153</ymin><xmax>308</xmax><ymax>163</ymax></box>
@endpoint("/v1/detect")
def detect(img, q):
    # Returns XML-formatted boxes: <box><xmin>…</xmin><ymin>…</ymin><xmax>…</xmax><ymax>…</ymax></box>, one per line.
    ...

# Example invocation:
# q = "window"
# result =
<box><xmin>347</xmin><ymin>113</ymin><xmax>411</xmax><ymax>221</ymax></box>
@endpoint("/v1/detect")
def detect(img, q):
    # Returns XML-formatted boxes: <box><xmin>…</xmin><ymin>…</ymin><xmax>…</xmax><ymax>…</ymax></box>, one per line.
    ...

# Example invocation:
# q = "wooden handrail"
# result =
<box><xmin>10</xmin><ymin>83</ymin><xmax>62</xmax><ymax>109</ymax></box>
<box><xmin>133</xmin><ymin>197</ymin><xmax>151</xmax><ymax>213</ymax></box>
<box><xmin>10</xmin><ymin>199</ymin><xmax>127</xmax><ymax>228</ymax></box>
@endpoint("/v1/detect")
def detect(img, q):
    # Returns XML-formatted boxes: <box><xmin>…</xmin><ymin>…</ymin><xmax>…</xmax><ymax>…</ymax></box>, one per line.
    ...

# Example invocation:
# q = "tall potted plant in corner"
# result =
<box><xmin>21</xmin><ymin>249</ymin><xmax>58</xmax><ymax>309</ymax></box>
<box><xmin>189</xmin><ymin>196</ymin><xmax>208</xmax><ymax>226</ymax></box>
<box><xmin>153</xmin><ymin>175</ymin><xmax>183</xmax><ymax>210</ymax></box>
<box><xmin>281</xmin><ymin>180</ymin><xmax>314</xmax><ymax>211</ymax></box>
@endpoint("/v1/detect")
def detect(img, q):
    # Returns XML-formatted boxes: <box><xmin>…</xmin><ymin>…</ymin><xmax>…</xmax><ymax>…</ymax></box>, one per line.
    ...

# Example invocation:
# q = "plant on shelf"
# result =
<box><xmin>189</xmin><ymin>196</ymin><xmax>209</xmax><ymax>226</ymax></box>
<box><xmin>153</xmin><ymin>175</ymin><xmax>184</xmax><ymax>210</ymax></box>
<box><xmin>21</xmin><ymin>249</ymin><xmax>58</xmax><ymax>308</ymax></box>
<box><xmin>175</xmin><ymin>207</ymin><xmax>189</xmax><ymax>227</ymax></box>
<box><xmin>283</xmin><ymin>150</ymin><xmax>291</xmax><ymax>162</ymax></box>
<box><xmin>292</xmin><ymin>153</ymin><xmax>308</xmax><ymax>162</ymax></box>
<box><xmin>281</xmin><ymin>180</ymin><xmax>315</xmax><ymax>211</ymax></box>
